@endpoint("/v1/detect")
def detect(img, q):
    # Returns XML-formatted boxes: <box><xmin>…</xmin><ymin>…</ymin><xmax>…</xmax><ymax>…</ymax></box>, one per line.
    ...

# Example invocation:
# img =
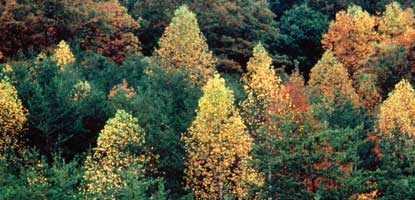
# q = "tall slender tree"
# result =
<box><xmin>0</xmin><ymin>80</ymin><xmax>27</xmax><ymax>155</ymax></box>
<box><xmin>241</xmin><ymin>43</ymin><xmax>282</xmax><ymax>137</ymax></box>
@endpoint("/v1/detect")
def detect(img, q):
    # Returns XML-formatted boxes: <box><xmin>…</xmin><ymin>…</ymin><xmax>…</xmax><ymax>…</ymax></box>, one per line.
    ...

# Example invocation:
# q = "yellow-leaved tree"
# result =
<box><xmin>322</xmin><ymin>5</ymin><xmax>378</xmax><ymax>76</ymax></box>
<box><xmin>378</xmin><ymin>2</ymin><xmax>415</xmax><ymax>48</ymax></box>
<box><xmin>183</xmin><ymin>74</ymin><xmax>261</xmax><ymax>199</ymax></box>
<box><xmin>51</xmin><ymin>40</ymin><xmax>76</xmax><ymax>70</ymax></box>
<box><xmin>378</xmin><ymin>79</ymin><xmax>415</xmax><ymax>138</ymax></box>
<box><xmin>308</xmin><ymin>51</ymin><xmax>360</xmax><ymax>111</ymax></box>
<box><xmin>83</xmin><ymin>109</ymin><xmax>148</xmax><ymax>198</ymax></box>
<box><xmin>154</xmin><ymin>5</ymin><xmax>217</xmax><ymax>85</ymax></box>
<box><xmin>241</xmin><ymin>43</ymin><xmax>282</xmax><ymax>137</ymax></box>
<box><xmin>0</xmin><ymin>80</ymin><xmax>27</xmax><ymax>155</ymax></box>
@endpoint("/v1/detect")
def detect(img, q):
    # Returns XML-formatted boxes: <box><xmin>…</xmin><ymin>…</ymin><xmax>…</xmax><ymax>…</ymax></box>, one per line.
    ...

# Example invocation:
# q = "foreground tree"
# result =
<box><xmin>183</xmin><ymin>74</ymin><xmax>261</xmax><ymax>199</ymax></box>
<box><xmin>378</xmin><ymin>79</ymin><xmax>415</xmax><ymax>137</ymax></box>
<box><xmin>83</xmin><ymin>110</ymin><xmax>154</xmax><ymax>198</ymax></box>
<box><xmin>155</xmin><ymin>5</ymin><xmax>216</xmax><ymax>85</ymax></box>
<box><xmin>0</xmin><ymin>79</ymin><xmax>27</xmax><ymax>155</ymax></box>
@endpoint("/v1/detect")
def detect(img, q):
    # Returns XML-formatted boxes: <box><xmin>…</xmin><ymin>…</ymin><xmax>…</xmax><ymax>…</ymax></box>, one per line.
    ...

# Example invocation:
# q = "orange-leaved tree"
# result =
<box><xmin>322</xmin><ymin>5</ymin><xmax>379</xmax><ymax>76</ymax></box>
<box><xmin>183</xmin><ymin>74</ymin><xmax>261</xmax><ymax>199</ymax></box>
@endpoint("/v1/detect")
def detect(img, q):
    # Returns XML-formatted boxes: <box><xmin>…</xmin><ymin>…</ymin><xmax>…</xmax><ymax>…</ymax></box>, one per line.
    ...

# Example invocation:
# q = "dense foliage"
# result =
<box><xmin>2</xmin><ymin>1</ymin><xmax>415</xmax><ymax>199</ymax></box>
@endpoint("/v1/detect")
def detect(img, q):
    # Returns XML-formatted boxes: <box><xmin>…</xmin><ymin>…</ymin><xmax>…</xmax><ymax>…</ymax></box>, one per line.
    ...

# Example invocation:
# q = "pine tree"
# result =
<box><xmin>378</xmin><ymin>79</ymin><xmax>415</xmax><ymax>138</ymax></box>
<box><xmin>83</xmin><ymin>109</ymin><xmax>148</xmax><ymax>198</ymax></box>
<box><xmin>322</xmin><ymin>5</ymin><xmax>378</xmax><ymax>76</ymax></box>
<box><xmin>183</xmin><ymin>74</ymin><xmax>261</xmax><ymax>199</ymax></box>
<box><xmin>155</xmin><ymin>5</ymin><xmax>216</xmax><ymax>85</ymax></box>
<box><xmin>308</xmin><ymin>51</ymin><xmax>360</xmax><ymax>113</ymax></box>
<box><xmin>0</xmin><ymin>80</ymin><xmax>27</xmax><ymax>155</ymax></box>
<box><xmin>241</xmin><ymin>43</ymin><xmax>282</xmax><ymax>137</ymax></box>
<box><xmin>51</xmin><ymin>40</ymin><xmax>75</xmax><ymax>70</ymax></box>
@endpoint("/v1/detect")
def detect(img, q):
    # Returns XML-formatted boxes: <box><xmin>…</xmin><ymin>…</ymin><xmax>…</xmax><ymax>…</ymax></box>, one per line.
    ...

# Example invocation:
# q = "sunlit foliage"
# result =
<box><xmin>155</xmin><ymin>5</ymin><xmax>216</xmax><ymax>85</ymax></box>
<box><xmin>0</xmin><ymin>80</ymin><xmax>27</xmax><ymax>155</ymax></box>
<box><xmin>183</xmin><ymin>75</ymin><xmax>261</xmax><ymax>199</ymax></box>
<box><xmin>378</xmin><ymin>2</ymin><xmax>415</xmax><ymax>46</ymax></box>
<box><xmin>322</xmin><ymin>5</ymin><xmax>378</xmax><ymax>75</ymax></box>
<box><xmin>308</xmin><ymin>51</ymin><xmax>360</xmax><ymax>112</ymax></box>
<box><xmin>378</xmin><ymin>79</ymin><xmax>415</xmax><ymax>138</ymax></box>
<box><xmin>241</xmin><ymin>43</ymin><xmax>282</xmax><ymax>137</ymax></box>
<box><xmin>51</xmin><ymin>41</ymin><xmax>75</xmax><ymax>70</ymax></box>
<box><xmin>83</xmin><ymin>110</ymin><xmax>148</xmax><ymax>198</ymax></box>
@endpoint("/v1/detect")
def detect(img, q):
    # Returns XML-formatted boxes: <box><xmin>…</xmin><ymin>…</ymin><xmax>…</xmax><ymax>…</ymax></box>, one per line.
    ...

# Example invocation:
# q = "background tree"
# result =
<box><xmin>51</xmin><ymin>40</ymin><xmax>76</xmax><ymax>70</ymax></box>
<box><xmin>378</xmin><ymin>2</ymin><xmax>415</xmax><ymax>44</ymax></box>
<box><xmin>241</xmin><ymin>43</ymin><xmax>282</xmax><ymax>137</ymax></box>
<box><xmin>277</xmin><ymin>4</ymin><xmax>329</xmax><ymax>74</ymax></box>
<box><xmin>155</xmin><ymin>5</ymin><xmax>216</xmax><ymax>85</ymax></box>
<box><xmin>129</xmin><ymin>0</ymin><xmax>278</xmax><ymax>67</ymax></box>
<box><xmin>183</xmin><ymin>75</ymin><xmax>261</xmax><ymax>199</ymax></box>
<box><xmin>308</xmin><ymin>51</ymin><xmax>360</xmax><ymax>118</ymax></box>
<box><xmin>378</xmin><ymin>79</ymin><xmax>415</xmax><ymax>138</ymax></box>
<box><xmin>0</xmin><ymin>0</ymin><xmax>140</xmax><ymax>62</ymax></box>
<box><xmin>322</xmin><ymin>5</ymin><xmax>379</xmax><ymax>76</ymax></box>
<box><xmin>357</xmin><ymin>43</ymin><xmax>410</xmax><ymax>110</ymax></box>
<box><xmin>0</xmin><ymin>79</ymin><xmax>27</xmax><ymax>155</ymax></box>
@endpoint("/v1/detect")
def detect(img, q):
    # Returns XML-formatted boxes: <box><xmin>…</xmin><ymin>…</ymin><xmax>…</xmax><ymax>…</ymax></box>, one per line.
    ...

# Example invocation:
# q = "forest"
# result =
<box><xmin>2</xmin><ymin>0</ymin><xmax>415</xmax><ymax>199</ymax></box>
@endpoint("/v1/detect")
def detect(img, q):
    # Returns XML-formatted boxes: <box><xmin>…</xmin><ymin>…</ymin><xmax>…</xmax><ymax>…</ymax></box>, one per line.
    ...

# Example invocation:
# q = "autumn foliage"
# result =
<box><xmin>83</xmin><ymin>110</ymin><xmax>148</xmax><ymax>198</ymax></box>
<box><xmin>0</xmin><ymin>80</ymin><xmax>27</xmax><ymax>155</ymax></box>
<box><xmin>308</xmin><ymin>50</ymin><xmax>360</xmax><ymax>110</ymax></box>
<box><xmin>322</xmin><ymin>5</ymin><xmax>379</xmax><ymax>76</ymax></box>
<box><xmin>241</xmin><ymin>43</ymin><xmax>282</xmax><ymax>136</ymax></box>
<box><xmin>183</xmin><ymin>75</ymin><xmax>261</xmax><ymax>199</ymax></box>
<box><xmin>155</xmin><ymin>5</ymin><xmax>216</xmax><ymax>85</ymax></box>
<box><xmin>51</xmin><ymin>41</ymin><xmax>76</xmax><ymax>70</ymax></box>
<box><xmin>378</xmin><ymin>79</ymin><xmax>415</xmax><ymax>138</ymax></box>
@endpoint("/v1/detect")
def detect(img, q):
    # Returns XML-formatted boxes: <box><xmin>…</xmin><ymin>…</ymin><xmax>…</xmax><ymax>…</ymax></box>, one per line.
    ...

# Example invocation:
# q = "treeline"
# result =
<box><xmin>1</xmin><ymin>0</ymin><xmax>415</xmax><ymax>199</ymax></box>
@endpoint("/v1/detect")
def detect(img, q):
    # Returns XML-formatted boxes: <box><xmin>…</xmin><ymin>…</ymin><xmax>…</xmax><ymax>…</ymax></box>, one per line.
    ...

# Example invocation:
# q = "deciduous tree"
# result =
<box><xmin>83</xmin><ymin>109</ymin><xmax>148</xmax><ymax>198</ymax></box>
<box><xmin>322</xmin><ymin>5</ymin><xmax>379</xmax><ymax>76</ymax></box>
<box><xmin>378</xmin><ymin>79</ymin><xmax>415</xmax><ymax>138</ymax></box>
<box><xmin>51</xmin><ymin>41</ymin><xmax>75</xmax><ymax>70</ymax></box>
<box><xmin>183</xmin><ymin>74</ymin><xmax>261</xmax><ymax>199</ymax></box>
<box><xmin>155</xmin><ymin>5</ymin><xmax>216</xmax><ymax>85</ymax></box>
<box><xmin>308</xmin><ymin>51</ymin><xmax>360</xmax><ymax>113</ymax></box>
<box><xmin>0</xmin><ymin>80</ymin><xmax>27</xmax><ymax>155</ymax></box>
<box><xmin>241</xmin><ymin>43</ymin><xmax>282</xmax><ymax>137</ymax></box>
